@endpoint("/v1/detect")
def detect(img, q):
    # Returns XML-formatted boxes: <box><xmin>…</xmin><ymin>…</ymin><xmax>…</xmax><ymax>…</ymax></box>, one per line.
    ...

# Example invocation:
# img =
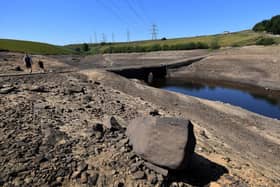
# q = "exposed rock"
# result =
<box><xmin>199</xmin><ymin>130</ymin><xmax>209</xmax><ymax>139</ymax></box>
<box><xmin>144</xmin><ymin>162</ymin><xmax>168</xmax><ymax>176</ymax></box>
<box><xmin>64</xmin><ymin>86</ymin><xmax>85</xmax><ymax>95</ymax></box>
<box><xmin>127</xmin><ymin>116</ymin><xmax>196</xmax><ymax>170</ymax></box>
<box><xmin>81</xmin><ymin>172</ymin><xmax>88</xmax><ymax>183</ymax></box>
<box><xmin>149</xmin><ymin>109</ymin><xmax>160</xmax><ymax>116</ymax></box>
<box><xmin>14</xmin><ymin>66</ymin><xmax>23</xmax><ymax>71</ymax></box>
<box><xmin>0</xmin><ymin>86</ymin><xmax>16</xmax><ymax>94</ymax></box>
<box><xmin>148</xmin><ymin>174</ymin><xmax>158</xmax><ymax>185</ymax></box>
<box><xmin>132</xmin><ymin>171</ymin><xmax>145</xmax><ymax>180</ymax></box>
<box><xmin>130</xmin><ymin>161</ymin><xmax>144</xmax><ymax>173</ymax></box>
<box><xmin>30</xmin><ymin>85</ymin><xmax>48</xmax><ymax>92</ymax></box>
<box><xmin>113</xmin><ymin>181</ymin><xmax>125</xmax><ymax>187</ymax></box>
<box><xmin>93</xmin><ymin>123</ymin><xmax>104</xmax><ymax>132</ymax></box>
<box><xmin>104</xmin><ymin>115</ymin><xmax>127</xmax><ymax>131</ymax></box>
<box><xmin>88</xmin><ymin>173</ymin><xmax>99</xmax><ymax>185</ymax></box>
<box><xmin>77</xmin><ymin>162</ymin><xmax>88</xmax><ymax>172</ymax></box>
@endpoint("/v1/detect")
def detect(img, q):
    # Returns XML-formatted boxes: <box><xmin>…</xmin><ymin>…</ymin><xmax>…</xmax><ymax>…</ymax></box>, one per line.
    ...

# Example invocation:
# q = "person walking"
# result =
<box><xmin>23</xmin><ymin>53</ymin><xmax>33</xmax><ymax>73</ymax></box>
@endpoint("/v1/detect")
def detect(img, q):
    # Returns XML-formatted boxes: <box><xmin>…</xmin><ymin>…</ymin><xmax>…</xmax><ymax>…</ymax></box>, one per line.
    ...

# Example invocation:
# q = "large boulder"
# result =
<box><xmin>126</xmin><ymin>117</ymin><xmax>196</xmax><ymax>170</ymax></box>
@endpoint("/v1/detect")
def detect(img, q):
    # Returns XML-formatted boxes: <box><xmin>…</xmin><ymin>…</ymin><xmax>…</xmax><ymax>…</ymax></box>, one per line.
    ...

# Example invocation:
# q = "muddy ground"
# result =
<box><xmin>0</xmin><ymin>49</ymin><xmax>280</xmax><ymax>186</ymax></box>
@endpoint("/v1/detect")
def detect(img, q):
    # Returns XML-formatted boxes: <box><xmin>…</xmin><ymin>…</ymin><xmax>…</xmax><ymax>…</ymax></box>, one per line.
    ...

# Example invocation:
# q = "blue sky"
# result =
<box><xmin>1</xmin><ymin>0</ymin><xmax>279</xmax><ymax>45</ymax></box>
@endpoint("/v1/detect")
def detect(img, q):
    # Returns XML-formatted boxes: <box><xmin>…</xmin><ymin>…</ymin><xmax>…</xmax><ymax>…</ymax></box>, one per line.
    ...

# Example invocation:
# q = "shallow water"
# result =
<box><xmin>153</xmin><ymin>79</ymin><xmax>280</xmax><ymax>120</ymax></box>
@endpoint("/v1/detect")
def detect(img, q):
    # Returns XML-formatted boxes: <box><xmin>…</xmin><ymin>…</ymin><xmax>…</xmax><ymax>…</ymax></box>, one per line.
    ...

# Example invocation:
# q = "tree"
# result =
<box><xmin>253</xmin><ymin>20</ymin><xmax>269</xmax><ymax>32</ymax></box>
<box><xmin>253</xmin><ymin>15</ymin><xmax>280</xmax><ymax>34</ymax></box>
<box><xmin>82</xmin><ymin>43</ymin><xmax>90</xmax><ymax>52</ymax></box>
<box><xmin>270</xmin><ymin>15</ymin><xmax>280</xmax><ymax>34</ymax></box>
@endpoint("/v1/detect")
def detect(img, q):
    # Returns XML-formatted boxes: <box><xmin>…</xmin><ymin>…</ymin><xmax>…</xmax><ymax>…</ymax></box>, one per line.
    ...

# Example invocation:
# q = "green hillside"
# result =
<box><xmin>2</xmin><ymin>30</ymin><xmax>279</xmax><ymax>55</ymax></box>
<box><xmin>0</xmin><ymin>39</ymin><xmax>74</xmax><ymax>55</ymax></box>
<box><xmin>68</xmin><ymin>30</ymin><xmax>280</xmax><ymax>54</ymax></box>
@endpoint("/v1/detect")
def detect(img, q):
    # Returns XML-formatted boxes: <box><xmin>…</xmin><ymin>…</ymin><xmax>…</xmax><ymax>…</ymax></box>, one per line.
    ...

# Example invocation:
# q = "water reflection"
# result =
<box><xmin>153</xmin><ymin>79</ymin><xmax>280</xmax><ymax>120</ymax></box>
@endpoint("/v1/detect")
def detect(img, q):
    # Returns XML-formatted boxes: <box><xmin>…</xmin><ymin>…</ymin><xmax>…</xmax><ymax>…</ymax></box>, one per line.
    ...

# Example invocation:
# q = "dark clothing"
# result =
<box><xmin>23</xmin><ymin>55</ymin><xmax>32</xmax><ymax>68</ymax></box>
<box><xmin>38</xmin><ymin>61</ymin><xmax>44</xmax><ymax>69</ymax></box>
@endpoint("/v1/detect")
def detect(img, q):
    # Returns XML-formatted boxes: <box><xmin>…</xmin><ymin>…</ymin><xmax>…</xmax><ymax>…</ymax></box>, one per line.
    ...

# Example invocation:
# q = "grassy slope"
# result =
<box><xmin>2</xmin><ymin>31</ymin><xmax>279</xmax><ymax>55</ymax></box>
<box><xmin>0</xmin><ymin>39</ymin><xmax>74</xmax><ymax>55</ymax></box>
<box><xmin>68</xmin><ymin>30</ymin><xmax>280</xmax><ymax>54</ymax></box>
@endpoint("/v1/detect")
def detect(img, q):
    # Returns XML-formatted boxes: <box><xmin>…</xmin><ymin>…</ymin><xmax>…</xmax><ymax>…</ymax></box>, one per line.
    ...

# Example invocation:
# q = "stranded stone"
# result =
<box><xmin>0</xmin><ymin>87</ymin><xmax>16</xmax><ymax>94</ymax></box>
<box><xmin>127</xmin><ymin>116</ymin><xmax>196</xmax><ymax>170</ymax></box>
<box><xmin>103</xmin><ymin>115</ymin><xmax>127</xmax><ymax>131</ymax></box>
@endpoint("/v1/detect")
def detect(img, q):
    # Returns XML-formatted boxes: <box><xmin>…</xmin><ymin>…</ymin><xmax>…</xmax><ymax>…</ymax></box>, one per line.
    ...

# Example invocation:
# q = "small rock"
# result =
<box><xmin>35</xmin><ymin>155</ymin><xmax>48</xmax><ymax>163</ymax></box>
<box><xmin>14</xmin><ymin>66</ymin><xmax>23</xmax><ymax>71</ymax></box>
<box><xmin>223</xmin><ymin>157</ymin><xmax>231</xmax><ymax>163</ymax></box>
<box><xmin>148</xmin><ymin>174</ymin><xmax>158</xmax><ymax>185</ymax></box>
<box><xmin>199</xmin><ymin>130</ymin><xmax>209</xmax><ymax>139</ymax></box>
<box><xmin>113</xmin><ymin>181</ymin><xmax>125</xmax><ymax>187</ymax></box>
<box><xmin>14</xmin><ymin>177</ymin><xmax>23</xmax><ymax>186</ymax></box>
<box><xmin>30</xmin><ymin>86</ymin><xmax>48</xmax><ymax>92</ymax></box>
<box><xmin>88</xmin><ymin>173</ymin><xmax>99</xmax><ymax>185</ymax></box>
<box><xmin>118</xmin><ymin>138</ymin><xmax>129</xmax><ymax>147</ymax></box>
<box><xmin>0</xmin><ymin>178</ymin><xmax>4</xmax><ymax>186</ymax></box>
<box><xmin>94</xmin><ymin>147</ymin><xmax>101</xmax><ymax>155</ymax></box>
<box><xmin>131</xmin><ymin>161</ymin><xmax>144</xmax><ymax>169</ymax></box>
<box><xmin>72</xmin><ymin>170</ymin><xmax>82</xmax><ymax>179</ymax></box>
<box><xmin>24</xmin><ymin>177</ymin><xmax>33</xmax><ymax>184</ymax></box>
<box><xmin>149</xmin><ymin>109</ymin><xmax>160</xmax><ymax>116</ymax></box>
<box><xmin>81</xmin><ymin>172</ymin><xmax>88</xmax><ymax>184</ymax></box>
<box><xmin>209</xmin><ymin>182</ymin><xmax>222</xmax><ymax>187</ymax></box>
<box><xmin>93</xmin><ymin>123</ymin><xmax>104</xmax><ymax>132</ymax></box>
<box><xmin>111</xmin><ymin>170</ymin><xmax>118</xmax><ymax>175</ymax></box>
<box><xmin>94</xmin><ymin>81</ymin><xmax>101</xmax><ymax>85</ymax></box>
<box><xmin>132</xmin><ymin>171</ymin><xmax>145</xmax><ymax>180</ymax></box>
<box><xmin>144</xmin><ymin>162</ymin><xmax>168</xmax><ymax>176</ymax></box>
<box><xmin>130</xmin><ymin>165</ymin><xmax>138</xmax><ymax>173</ymax></box>
<box><xmin>104</xmin><ymin>116</ymin><xmax>127</xmax><ymax>131</ymax></box>
<box><xmin>0</xmin><ymin>87</ymin><xmax>16</xmax><ymax>94</ymax></box>
<box><xmin>77</xmin><ymin>162</ymin><xmax>88</xmax><ymax>172</ymax></box>
<box><xmin>56</xmin><ymin>177</ymin><xmax>63</xmax><ymax>183</ymax></box>
<box><xmin>50</xmin><ymin>181</ymin><xmax>62</xmax><ymax>187</ymax></box>
<box><xmin>171</xmin><ymin>182</ymin><xmax>179</xmax><ymax>187</ymax></box>
<box><xmin>95</xmin><ymin>131</ymin><xmax>103</xmax><ymax>139</ymax></box>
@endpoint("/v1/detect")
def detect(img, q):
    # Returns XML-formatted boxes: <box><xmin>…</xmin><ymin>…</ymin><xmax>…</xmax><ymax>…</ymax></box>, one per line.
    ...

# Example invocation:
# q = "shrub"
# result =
<box><xmin>256</xmin><ymin>38</ymin><xmax>275</xmax><ymax>46</ymax></box>
<box><xmin>210</xmin><ymin>39</ymin><xmax>221</xmax><ymax>49</ymax></box>
<box><xmin>75</xmin><ymin>47</ymin><xmax>81</xmax><ymax>52</ymax></box>
<box><xmin>82</xmin><ymin>43</ymin><xmax>89</xmax><ymax>51</ymax></box>
<box><xmin>231</xmin><ymin>43</ymin><xmax>241</xmax><ymax>47</ymax></box>
<box><xmin>162</xmin><ymin>44</ymin><xmax>170</xmax><ymax>50</ymax></box>
<box><xmin>196</xmin><ymin>42</ymin><xmax>209</xmax><ymax>49</ymax></box>
<box><xmin>147</xmin><ymin>44</ymin><xmax>161</xmax><ymax>52</ymax></box>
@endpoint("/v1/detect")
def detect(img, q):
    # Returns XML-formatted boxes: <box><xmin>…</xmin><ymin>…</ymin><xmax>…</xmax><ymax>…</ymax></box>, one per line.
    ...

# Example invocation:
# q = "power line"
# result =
<box><xmin>125</xmin><ymin>0</ymin><xmax>147</xmax><ymax>26</ymax></box>
<box><xmin>151</xmin><ymin>24</ymin><xmax>158</xmax><ymax>40</ymax></box>
<box><xmin>131</xmin><ymin>0</ymin><xmax>151</xmax><ymax>24</ymax></box>
<box><xmin>95</xmin><ymin>0</ymin><xmax>130</xmax><ymax>27</ymax></box>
